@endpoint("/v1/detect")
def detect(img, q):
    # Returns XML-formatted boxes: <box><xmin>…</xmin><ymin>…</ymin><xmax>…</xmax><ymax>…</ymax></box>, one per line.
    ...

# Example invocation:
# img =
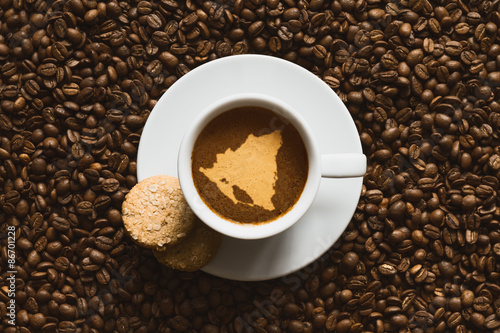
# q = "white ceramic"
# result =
<box><xmin>137</xmin><ymin>54</ymin><xmax>364</xmax><ymax>281</ymax></box>
<box><xmin>177</xmin><ymin>93</ymin><xmax>366</xmax><ymax>240</ymax></box>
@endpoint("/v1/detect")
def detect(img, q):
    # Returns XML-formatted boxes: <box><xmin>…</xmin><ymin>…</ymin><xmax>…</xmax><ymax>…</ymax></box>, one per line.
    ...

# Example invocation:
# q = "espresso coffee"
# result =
<box><xmin>192</xmin><ymin>106</ymin><xmax>308</xmax><ymax>223</ymax></box>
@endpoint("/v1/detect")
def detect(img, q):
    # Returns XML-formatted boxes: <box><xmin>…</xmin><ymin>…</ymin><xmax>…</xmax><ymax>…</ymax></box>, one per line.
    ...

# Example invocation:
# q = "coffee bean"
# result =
<box><xmin>52</xmin><ymin>217</ymin><xmax>70</xmax><ymax>232</ymax></box>
<box><xmin>391</xmin><ymin>314</ymin><xmax>408</xmax><ymax>328</ymax></box>
<box><xmin>38</xmin><ymin>63</ymin><xmax>57</xmax><ymax>77</ymax></box>
<box><xmin>54</xmin><ymin>256</ymin><xmax>70</xmax><ymax>272</ymax></box>
<box><xmin>27</xmin><ymin>250</ymin><xmax>41</xmax><ymax>267</ymax></box>
<box><xmin>288</xmin><ymin>320</ymin><xmax>304</xmax><ymax>332</ymax></box>
<box><xmin>89</xmin><ymin>249</ymin><xmax>106</xmax><ymax>264</ymax></box>
<box><xmin>488</xmin><ymin>154</ymin><xmax>500</xmax><ymax>170</ymax></box>
<box><xmin>378</xmin><ymin>263</ymin><xmax>397</xmax><ymax>276</ymax></box>
<box><xmin>30</xmin><ymin>313</ymin><xmax>46</xmax><ymax>329</ymax></box>
<box><xmin>159</xmin><ymin>51</ymin><xmax>179</xmax><ymax>68</ymax></box>
<box><xmin>336</xmin><ymin>319</ymin><xmax>352</xmax><ymax>333</ymax></box>
<box><xmin>95</xmin><ymin>236</ymin><xmax>113</xmax><ymax>251</ymax></box>
<box><xmin>340</xmin><ymin>252</ymin><xmax>359</xmax><ymax>273</ymax></box>
<box><xmin>484</xmin><ymin>315</ymin><xmax>500</xmax><ymax>329</ymax></box>
<box><xmin>282</xmin><ymin>303</ymin><xmax>301</xmax><ymax>318</ymax></box>
<box><xmin>470</xmin><ymin>312</ymin><xmax>485</xmax><ymax>327</ymax></box>
<box><xmin>62</xmin><ymin>83</ymin><xmax>80</xmax><ymax>96</ymax></box>
<box><xmin>487</xmin><ymin>71</ymin><xmax>500</xmax><ymax>84</ymax></box>
<box><xmin>59</xmin><ymin>321</ymin><xmax>77</xmax><ymax>332</ymax></box>
<box><xmin>447</xmin><ymin>312</ymin><xmax>462</xmax><ymax>328</ymax></box>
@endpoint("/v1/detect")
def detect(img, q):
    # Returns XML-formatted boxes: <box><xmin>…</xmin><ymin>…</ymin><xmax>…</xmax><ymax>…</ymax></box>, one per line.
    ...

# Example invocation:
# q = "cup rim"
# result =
<box><xmin>178</xmin><ymin>93</ymin><xmax>321</xmax><ymax>240</ymax></box>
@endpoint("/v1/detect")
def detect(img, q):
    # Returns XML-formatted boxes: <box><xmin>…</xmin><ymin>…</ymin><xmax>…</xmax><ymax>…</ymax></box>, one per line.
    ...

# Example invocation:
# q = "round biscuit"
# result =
<box><xmin>122</xmin><ymin>175</ymin><xmax>195</xmax><ymax>249</ymax></box>
<box><xmin>153</xmin><ymin>220</ymin><xmax>221</xmax><ymax>272</ymax></box>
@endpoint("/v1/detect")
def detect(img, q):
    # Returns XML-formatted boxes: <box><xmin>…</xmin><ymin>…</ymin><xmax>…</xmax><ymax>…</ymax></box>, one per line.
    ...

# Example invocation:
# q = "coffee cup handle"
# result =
<box><xmin>321</xmin><ymin>153</ymin><xmax>367</xmax><ymax>178</ymax></box>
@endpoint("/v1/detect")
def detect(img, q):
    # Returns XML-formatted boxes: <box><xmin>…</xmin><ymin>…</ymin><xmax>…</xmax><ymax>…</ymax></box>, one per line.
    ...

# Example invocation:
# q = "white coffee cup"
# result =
<box><xmin>178</xmin><ymin>93</ymin><xmax>366</xmax><ymax>240</ymax></box>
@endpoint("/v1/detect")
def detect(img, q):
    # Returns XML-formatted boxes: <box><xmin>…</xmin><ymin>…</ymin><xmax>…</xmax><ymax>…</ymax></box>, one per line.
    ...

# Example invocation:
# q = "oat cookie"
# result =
<box><xmin>153</xmin><ymin>220</ymin><xmax>222</xmax><ymax>272</ymax></box>
<box><xmin>122</xmin><ymin>175</ymin><xmax>195</xmax><ymax>249</ymax></box>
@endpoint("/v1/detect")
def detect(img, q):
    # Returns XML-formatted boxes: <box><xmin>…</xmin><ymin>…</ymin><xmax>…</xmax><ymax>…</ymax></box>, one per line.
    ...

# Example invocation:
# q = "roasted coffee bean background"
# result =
<box><xmin>1</xmin><ymin>0</ymin><xmax>500</xmax><ymax>332</ymax></box>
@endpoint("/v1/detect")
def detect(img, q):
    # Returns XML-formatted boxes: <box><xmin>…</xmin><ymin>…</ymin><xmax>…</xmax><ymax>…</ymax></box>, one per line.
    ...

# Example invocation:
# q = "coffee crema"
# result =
<box><xmin>191</xmin><ymin>106</ymin><xmax>308</xmax><ymax>223</ymax></box>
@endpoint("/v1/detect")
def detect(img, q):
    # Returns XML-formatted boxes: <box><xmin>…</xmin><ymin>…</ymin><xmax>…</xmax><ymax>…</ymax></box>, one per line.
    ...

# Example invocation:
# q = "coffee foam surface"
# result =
<box><xmin>199</xmin><ymin>130</ymin><xmax>282</xmax><ymax>211</ymax></box>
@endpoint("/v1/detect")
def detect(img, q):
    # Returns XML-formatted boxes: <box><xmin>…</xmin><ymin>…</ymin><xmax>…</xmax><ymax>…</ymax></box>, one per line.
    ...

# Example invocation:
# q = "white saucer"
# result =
<box><xmin>137</xmin><ymin>55</ymin><xmax>363</xmax><ymax>281</ymax></box>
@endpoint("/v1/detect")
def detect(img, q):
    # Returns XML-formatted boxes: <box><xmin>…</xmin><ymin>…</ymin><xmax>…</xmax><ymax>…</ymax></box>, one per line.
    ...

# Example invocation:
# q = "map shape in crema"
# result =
<box><xmin>199</xmin><ymin>130</ymin><xmax>283</xmax><ymax>211</ymax></box>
